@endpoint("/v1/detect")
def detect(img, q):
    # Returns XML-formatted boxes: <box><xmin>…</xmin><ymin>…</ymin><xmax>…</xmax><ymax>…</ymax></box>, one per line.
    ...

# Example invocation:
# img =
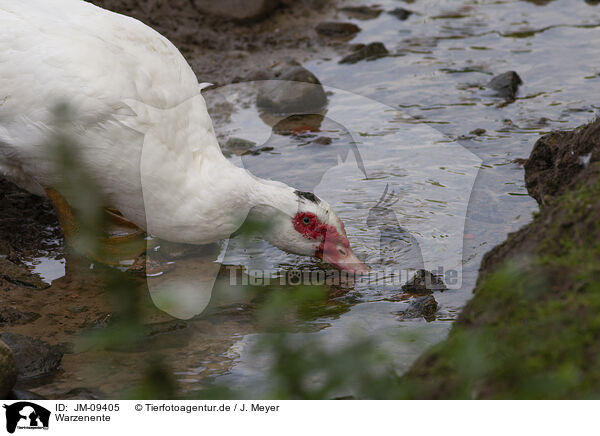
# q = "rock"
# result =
<box><xmin>242</xmin><ymin>146</ymin><xmax>274</xmax><ymax>156</ymax></box>
<box><xmin>389</xmin><ymin>7</ymin><xmax>413</xmax><ymax>20</ymax></box>
<box><xmin>339</xmin><ymin>6</ymin><xmax>382</xmax><ymax>20</ymax></box>
<box><xmin>247</xmin><ymin>69</ymin><xmax>275</xmax><ymax>82</ymax></box>
<box><xmin>315</xmin><ymin>22</ymin><xmax>361</xmax><ymax>38</ymax></box>
<box><xmin>486</xmin><ymin>71</ymin><xmax>523</xmax><ymax>100</ymax></box>
<box><xmin>256</xmin><ymin>65</ymin><xmax>327</xmax><ymax>114</ymax></box>
<box><xmin>340</xmin><ymin>42</ymin><xmax>389</xmax><ymax>64</ymax></box>
<box><xmin>470</xmin><ymin>128</ymin><xmax>486</xmax><ymax>136</ymax></box>
<box><xmin>0</xmin><ymin>308</ymin><xmax>40</xmax><ymax>327</ymax></box>
<box><xmin>0</xmin><ymin>333</ymin><xmax>63</xmax><ymax>382</ymax></box>
<box><xmin>399</xmin><ymin>295</ymin><xmax>438</xmax><ymax>322</ymax></box>
<box><xmin>525</xmin><ymin>119</ymin><xmax>600</xmax><ymax>205</ymax></box>
<box><xmin>272</xmin><ymin>114</ymin><xmax>324</xmax><ymax>135</ymax></box>
<box><xmin>0</xmin><ymin>258</ymin><xmax>49</xmax><ymax>290</ymax></box>
<box><xmin>0</xmin><ymin>340</ymin><xmax>18</xmax><ymax>399</ymax></box>
<box><xmin>312</xmin><ymin>136</ymin><xmax>332</xmax><ymax>145</ymax></box>
<box><xmin>401</xmin><ymin>269</ymin><xmax>447</xmax><ymax>294</ymax></box>
<box><xmin>224</xmin><ymin>137</ymin><xmax>257</xmax><ymax>154</ymax></box>
<box><xmin>191</xmin><ymin>0</ymin><xmax>279</xmax><ymax>21</ymax></box>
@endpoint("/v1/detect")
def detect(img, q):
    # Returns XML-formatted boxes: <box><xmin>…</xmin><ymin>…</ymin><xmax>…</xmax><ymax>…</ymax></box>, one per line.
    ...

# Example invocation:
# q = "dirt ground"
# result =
<box><xmin>92</xmin><ymin>0</ymin><xmax>355</xmax><ymax>86</ymax></box>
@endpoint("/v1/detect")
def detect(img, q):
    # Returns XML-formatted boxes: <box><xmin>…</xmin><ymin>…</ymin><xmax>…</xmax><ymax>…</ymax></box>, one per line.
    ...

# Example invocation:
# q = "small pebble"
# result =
<box><xmin>312</xmin><ymin>136</ymin><xmax>332</xmax><ymax>145</ymax></box>
<box><xmin>340</xmin><ymin>42</ymin><xmax>389</xmax><ymax>64</ymax></box>
<box><xmin>389</xmin><ymin>7</ymin><xmax>413</xmax><ymax>20</ymax></box>
<box><xmin>316</xmin><ymin>22</ymin><xmax>361</xmax><ymax>38</ymax></box>
<box><xmin>486</xmin><ymin>71</ymin><xmax>523</xmax><ymax>100</ymax></box>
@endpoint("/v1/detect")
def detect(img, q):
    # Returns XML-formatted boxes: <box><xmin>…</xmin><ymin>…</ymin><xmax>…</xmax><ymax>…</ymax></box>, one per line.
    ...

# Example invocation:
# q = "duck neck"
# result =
<box><xmin>242</xmin><ymin>170</ymin><xmax>299</xmax><ymax>225</ymax></box>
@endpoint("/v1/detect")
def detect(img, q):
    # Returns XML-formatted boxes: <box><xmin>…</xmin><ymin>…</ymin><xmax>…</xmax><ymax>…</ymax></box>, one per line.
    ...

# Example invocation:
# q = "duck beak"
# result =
<box><xmin>321</xmin><ymin>242</ymin><xmax>370</xmax><ymax>275</ymax></box>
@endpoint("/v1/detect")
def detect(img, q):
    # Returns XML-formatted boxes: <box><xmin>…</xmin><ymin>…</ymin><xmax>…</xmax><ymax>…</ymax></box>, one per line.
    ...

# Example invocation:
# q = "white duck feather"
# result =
<box><xmin>0</xmin><ymin>0</ymin><xmax>368</xmax><ymax>272</ymax></box>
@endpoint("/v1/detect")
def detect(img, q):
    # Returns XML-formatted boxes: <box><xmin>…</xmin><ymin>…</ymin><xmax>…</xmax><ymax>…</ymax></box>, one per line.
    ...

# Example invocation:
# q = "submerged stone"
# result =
<box><xmin>486</xmin><ymin>71</ymin><xmax>523</xmax><ymax>100</ymax></box>
<box><xmin>399</xmin><ymin>295</ymin><xmax>438</xmax><ymax>322</ymax></box>
<box><xmin>401</xmin><ymin>269</ymin><xmax>447</xmax><ymax>295</ymax></box>
<box><xmin>315</xmin><ymin>22</ymin><xmax>361</xmax><ymax>38</ymax></box>
<box><xmin>389</xmin><ymin>7</ymin><xmax>413</xmax><ymax>20</ymax></box>
<box><xmin>256</xmin><ymin>65</ymin><xmax>327</xmax><ymax>114</ymax></box>
<box><xmin>340</xmin><ymin>42</ymin><xmax>389</xmax><ymax>64</ymax></box>
<box><xmin>339</xmin><ymin>6</ymin><xmax>382</xmax><ymax>20</ymax></box>
<box><xmin>224</xmin><ymin>137</ymin><xmax>257</xmax><ymax>153</ymax></box>
<box><xmin>470</xmin><ymin>128</ymin><xmax>487</xmax><ymax>136</ymax></box>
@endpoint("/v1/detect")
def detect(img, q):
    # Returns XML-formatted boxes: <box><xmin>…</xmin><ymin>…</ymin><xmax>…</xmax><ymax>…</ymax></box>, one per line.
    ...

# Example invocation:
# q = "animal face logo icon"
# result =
<box><xmin>3</xmin><ymin>402</ymin><xmax>51</xmax><ymax>434</ymax></box>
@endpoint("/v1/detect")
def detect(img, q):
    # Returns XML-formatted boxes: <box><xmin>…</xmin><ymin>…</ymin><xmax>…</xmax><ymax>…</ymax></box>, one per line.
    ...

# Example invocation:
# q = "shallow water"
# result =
<box><xmin>197</xmin><ymin>0</ymin><xmax>600</xmax><ymax>394</ymax></box>
<box><xmin>21</xmin><ymin>0</ymin><xmax>600</xmax><ymax>397</ymax></box>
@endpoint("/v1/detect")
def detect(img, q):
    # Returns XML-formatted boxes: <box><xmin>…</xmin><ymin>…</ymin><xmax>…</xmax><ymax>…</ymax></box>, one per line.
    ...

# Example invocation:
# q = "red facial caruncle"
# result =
<box><xmin>292</xmin><ymin>212</ymin><xmax>369</xmax><ymax>274</ymax></box>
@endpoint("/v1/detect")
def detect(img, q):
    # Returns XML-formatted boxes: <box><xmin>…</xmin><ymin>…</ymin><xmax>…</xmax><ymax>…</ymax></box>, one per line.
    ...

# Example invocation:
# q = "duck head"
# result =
<box><xmin>248</xmin><ymin>185</ymin><xmax>370</xmax><ymax>275</ymax></box>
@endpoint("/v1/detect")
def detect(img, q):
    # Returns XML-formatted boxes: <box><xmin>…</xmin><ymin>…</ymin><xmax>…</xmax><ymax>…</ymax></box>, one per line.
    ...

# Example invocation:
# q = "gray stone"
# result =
<box><xmin>224</xmin><ymin>137</ymin><xmax>257</xmax><ymax>153</ymax></box>
<box><xmin>316</xmin><ymin>22</ymin><xmax>361</xmax><ymax>38</ymax></box>
<box><xmin>0</xmin><ymin>333</ymin><xmax>63</xmax><ymax>382</ymax></box>
<box><xmin>339</xmin><ymin>6</ymin><xmax>382</xmax><ymax>20</ymax></box>
<box><xmin>242</xmin><ymin>146</ymin><xmax>274</xmax><ymax>156</ymax></box>
<box><xmin>256</xmin><ymin>65</ymin><xmax>327</xmax><ymax>114</ymax></box>
<box><xmin>312</xmin><ymin>136</ymin><xmax>332</xmax><ymax>145</ymax></box>
<box><xmin>401</xmin><ymin>269</ymin><xmax>447</xmax><ymax>294</ymax></box>
<box><xmin>389</xmin><ymin>7</ymin><xmax>413</xmax><ymax>20</ymax></box>
<box><xmin>340</xmin><ymin>42</ymin><xmax>389</xmax><ymax>64</ymax></box>
<box><xmin>0</xmin><ymin>340</ymin><xmax>17</xmax><ymax>399</ymax></box>
<box><xmin>399</xmin><ymin>295</ymin><xmax>438</xmax><ymax>322</ymax></box>
<box><xmin>486</xmin><ymin>71</ymin><xmax>523</xmax><ymax>100</ymax></box>
<box><xmin>192</xmin><ymin>0</ymin><xmax>279</xmax><ymax>21</ymax></box>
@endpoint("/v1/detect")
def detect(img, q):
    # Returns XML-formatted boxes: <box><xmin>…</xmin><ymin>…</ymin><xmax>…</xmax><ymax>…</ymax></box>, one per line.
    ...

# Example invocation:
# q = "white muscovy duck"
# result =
<box><xmin>0</xmin><ymin>0</ymin><xmax>368</xmax><ymax>274</ymax></box>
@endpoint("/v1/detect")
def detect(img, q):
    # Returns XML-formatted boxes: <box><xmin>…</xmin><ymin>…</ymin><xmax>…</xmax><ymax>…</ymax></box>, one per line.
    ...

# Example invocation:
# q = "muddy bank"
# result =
<box><xmin>91</xmin><ymin>0</ymin><xmax>355</xmax><ymax>86</ymax></box>
<box><xmin>400</xmin><ymin>118</ymin><xmax>600</xmax><ymax>399</ymax></box>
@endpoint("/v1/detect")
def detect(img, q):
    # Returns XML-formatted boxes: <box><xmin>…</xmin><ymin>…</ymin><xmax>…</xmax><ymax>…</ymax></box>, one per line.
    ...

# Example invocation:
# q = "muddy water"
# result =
<box><xmin>14</xmin><ymin>0</ymin><xmax>600</xmax><ymax>397</ymax></box>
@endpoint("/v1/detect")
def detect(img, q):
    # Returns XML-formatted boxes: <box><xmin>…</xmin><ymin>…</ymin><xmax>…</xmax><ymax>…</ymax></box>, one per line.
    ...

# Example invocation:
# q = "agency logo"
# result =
<box><xmin>3</xmin><ymin>402</ymin><xmax>50</xmax><ymax>434</ymax></box>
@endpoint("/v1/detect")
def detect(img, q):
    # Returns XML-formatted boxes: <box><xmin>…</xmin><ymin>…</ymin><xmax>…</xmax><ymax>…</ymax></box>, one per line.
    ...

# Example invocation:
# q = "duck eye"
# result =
<box><xmin>302</xmin><ymin>216</ymin><xmax>311</xmax><ymax>225</ymax></box>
